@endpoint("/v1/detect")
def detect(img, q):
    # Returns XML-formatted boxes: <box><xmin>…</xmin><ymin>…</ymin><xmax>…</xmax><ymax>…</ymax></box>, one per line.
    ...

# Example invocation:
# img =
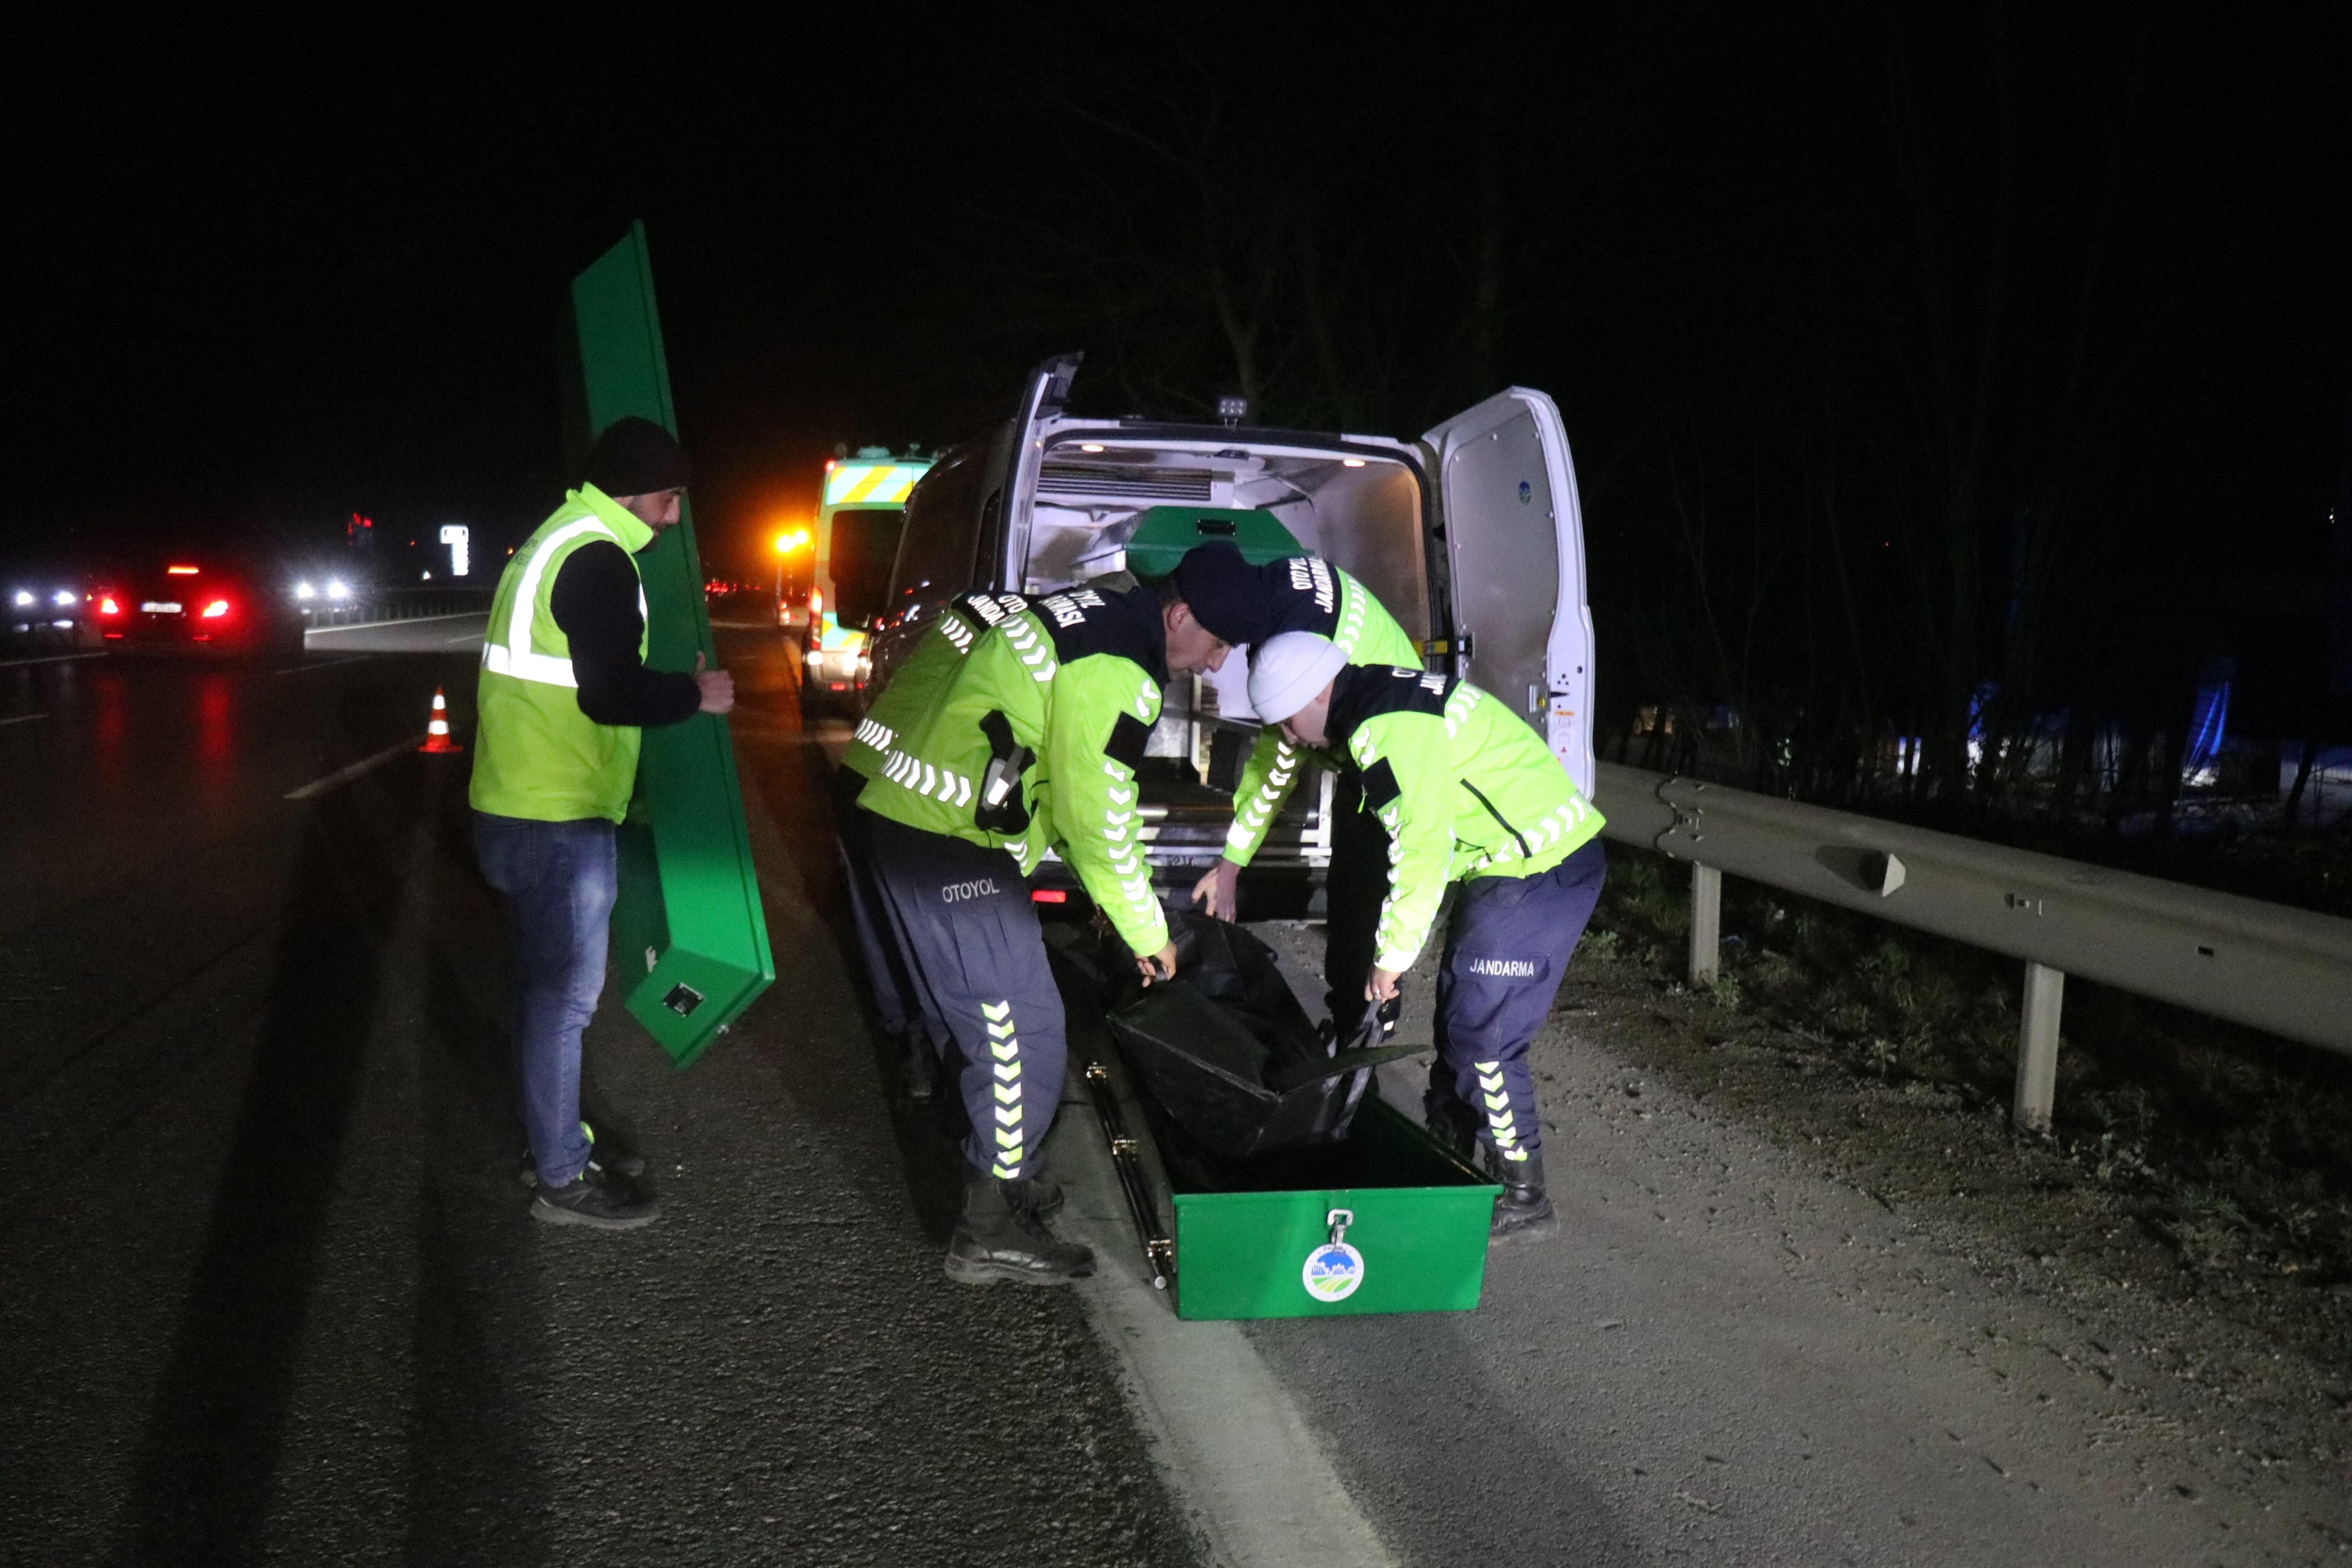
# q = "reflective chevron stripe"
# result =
<box><xmin>1000</xmin><ymin>615</ymin><xmax>1058</xmax><ymax>682</ymax></box>
<box><xmin>1461</xmin><ymin>797</ymin><xmax>1592</xmax><ymax>875</ymax></box>
<box><xmin>982</xmin><ymin>1000</ymin><xmax>1026</xmax><ymax>1178</ymax></box>
<box><xmin>1474</xmin><ymin>1060</ymin><xmax>1529</xmax><ymax>1161</ymax></box>
<box><xmin>1224</xmin><ymin>736</ymin><xmax>1299</xmax><ymax>855</ymax></box>
<box><xmin>1444</xmin><ymin>682</ymin><xmax>1480</xmax><ymax>739</ymax></box>
<box><xmin>878</xmin><ymin>749</ymin><xmax>975</xmax><ymax>808</ymax></box>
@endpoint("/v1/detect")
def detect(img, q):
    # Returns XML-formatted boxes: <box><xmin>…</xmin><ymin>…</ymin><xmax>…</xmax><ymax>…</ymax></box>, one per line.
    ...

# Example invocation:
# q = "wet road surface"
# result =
<box><xmin>0</xmin><ymin>635</ymin><xmax>1194</xmax><ymax>1567</ymax></box>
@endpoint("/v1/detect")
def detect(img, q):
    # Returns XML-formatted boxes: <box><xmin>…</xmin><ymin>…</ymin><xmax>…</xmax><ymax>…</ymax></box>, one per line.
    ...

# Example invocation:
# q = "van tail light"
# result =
<box><xmin>1030</xmin><ymin>889</ymin><xmax>1068</xmax><ymax>904</ymax></box>
<box><xmin>200</xmin><ymin>599</ymin><xmax>231</xmax><ymax>619</ymax></box>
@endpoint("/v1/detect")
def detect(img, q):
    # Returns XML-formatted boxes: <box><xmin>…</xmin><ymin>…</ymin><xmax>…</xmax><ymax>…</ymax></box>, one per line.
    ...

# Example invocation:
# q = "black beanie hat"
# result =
<box><xmin>1170</xmin><ymin>542</ymin><xmax>1270</xmax><ymax>646</ymax></box>
<box><xmin>581</xmin><ymin>416</ymin><xmax>692</xmax><ymax>498</ymax></box>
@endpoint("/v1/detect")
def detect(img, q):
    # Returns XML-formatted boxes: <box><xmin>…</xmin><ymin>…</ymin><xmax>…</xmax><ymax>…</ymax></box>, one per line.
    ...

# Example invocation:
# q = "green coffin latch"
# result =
<box><xmin>561</xmin><ymin>222</ymin><xmax>775</xmax><ymax>1067</ymax></box>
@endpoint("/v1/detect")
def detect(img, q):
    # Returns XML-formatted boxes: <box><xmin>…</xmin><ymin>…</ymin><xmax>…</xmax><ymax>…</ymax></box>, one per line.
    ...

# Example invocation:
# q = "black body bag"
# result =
<box><xmin>1096</xmin><ymin>912</ymin><xmax>1425</xmax><ymax>1162</ymax></box>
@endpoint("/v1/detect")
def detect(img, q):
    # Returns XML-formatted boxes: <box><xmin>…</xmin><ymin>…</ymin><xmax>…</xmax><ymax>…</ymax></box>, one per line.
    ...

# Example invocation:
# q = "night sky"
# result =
<box><xmin>8</xmin><ymin>5</ymin><xmax>2351</xmax><ymax>735</ymax></box>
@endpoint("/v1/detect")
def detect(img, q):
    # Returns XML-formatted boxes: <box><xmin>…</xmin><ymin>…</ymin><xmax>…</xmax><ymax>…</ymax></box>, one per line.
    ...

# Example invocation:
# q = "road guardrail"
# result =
<box><xmin>1592</xmin><ymin>762</ymin><xmax>2352</xmax><ymax>1133</ymax></box>
<box><xmin>302</xmin><ymin>587</ymin><xmax>491</xmax><ymax>629</ymax></box>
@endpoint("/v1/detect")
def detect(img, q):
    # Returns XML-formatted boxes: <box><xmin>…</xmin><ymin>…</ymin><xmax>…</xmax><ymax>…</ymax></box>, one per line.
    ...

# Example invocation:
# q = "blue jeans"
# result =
<box><xmin>472</xmin><ymin>811</ymin><xmax>617</xmax><ymax>1187</ymax></box>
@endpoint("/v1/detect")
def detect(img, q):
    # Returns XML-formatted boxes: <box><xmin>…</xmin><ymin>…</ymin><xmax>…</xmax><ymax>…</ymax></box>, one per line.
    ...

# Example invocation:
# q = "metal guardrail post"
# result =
<box><xmin>1690</xmin><ymin>862</ymin><xmax>1722</xmax><ymax>987</ymax></box>
<box><xmin>2013</xmin><ymin>962</ymin><xmax>2065</xmax><ymax>1135</ymax></box>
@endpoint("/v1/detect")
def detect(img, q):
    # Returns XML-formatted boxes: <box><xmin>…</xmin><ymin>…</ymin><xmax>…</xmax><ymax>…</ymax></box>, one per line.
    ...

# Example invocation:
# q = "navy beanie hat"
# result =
<box><xmin>1169</xmin><ymin>542</ymin><xmax>1268</xmax><ymax>646</ymax></box>
<box><xmin>581</xmin><ymin>416</ymin><xmax>692</xmax><ymax>498</ymax></box>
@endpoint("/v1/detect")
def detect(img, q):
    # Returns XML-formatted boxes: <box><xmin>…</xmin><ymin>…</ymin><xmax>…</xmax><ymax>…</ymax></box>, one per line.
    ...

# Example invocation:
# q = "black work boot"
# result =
<box><xmin>944</xmin><ymin>1169</ymin><xmax>1093</xmax><ymax>1286</ymax></box>
<box><xmin>1488</xmin><ymin>1150</ymin><xmax>1557</xmax><ymax>1243</ymax></box>
<box><xmin>1005</xmin><ymin>1174</ymin><xmax>1064</xmax><ymax>1219</ymax></box>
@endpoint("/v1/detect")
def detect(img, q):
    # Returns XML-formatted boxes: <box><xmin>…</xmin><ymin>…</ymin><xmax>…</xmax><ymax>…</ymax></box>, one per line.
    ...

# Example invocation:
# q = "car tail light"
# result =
<box><xmin>97</xmin><ymin>596</ymin><xmax>120</xmax><ymax>616</ymax></box>
<box><xmin>1030</xmin><ymin>889</ymin><xmax>1068</xmax><ymax>904</ymax></box>
<box><xmin>200</xmin><ymin>599</ymin><xmax>231</xmax><ymax>619</ymax></box>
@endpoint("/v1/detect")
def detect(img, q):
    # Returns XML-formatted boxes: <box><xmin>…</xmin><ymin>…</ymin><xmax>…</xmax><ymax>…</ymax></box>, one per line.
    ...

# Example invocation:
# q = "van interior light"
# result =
<box><xmin>1080</xmin><ymin>444</ymin><xmax>1105</xmax><ymax>453</ymax></box>
<box><xmin>166</xmin><ymin>564</ymin><xmax>200</xmax><ymax>575</ymax></box>
<box><xmin>1342</xmin><ymin>458</ymin><xmax>1366</xmax><ymax>468</ymax></box>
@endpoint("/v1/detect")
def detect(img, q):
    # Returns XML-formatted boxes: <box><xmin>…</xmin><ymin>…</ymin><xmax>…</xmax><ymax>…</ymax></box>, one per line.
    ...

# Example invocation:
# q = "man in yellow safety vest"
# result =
<box><xmin>470</xmin><ymin>416</ymin><xmax>734</xmax><ymax>1229</ymax></box>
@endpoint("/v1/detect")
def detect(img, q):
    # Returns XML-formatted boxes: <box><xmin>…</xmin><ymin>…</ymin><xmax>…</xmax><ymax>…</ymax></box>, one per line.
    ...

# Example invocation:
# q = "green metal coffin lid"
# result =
<box><xmin>1121</xmin><ymin>507</ymin><xmax>1305</xmax><ymax>577</ymax></box>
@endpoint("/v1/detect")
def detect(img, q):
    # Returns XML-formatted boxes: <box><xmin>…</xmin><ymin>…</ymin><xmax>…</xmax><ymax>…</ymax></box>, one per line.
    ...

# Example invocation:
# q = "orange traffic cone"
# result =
<box><xmin>419</xmin><ymin>687</ymin><xmax>464</xmax><ymax>754</ymax></box>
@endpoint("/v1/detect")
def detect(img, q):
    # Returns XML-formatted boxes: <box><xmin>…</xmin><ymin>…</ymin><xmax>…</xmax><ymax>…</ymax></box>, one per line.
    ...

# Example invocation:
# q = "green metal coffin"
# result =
<box><xmin>562</xmin><ymin>223</ymin><xmax>774</xmax><ymax>1067</ymax></box>
<box><xmin>1170</xmin><ymin>1099</ymin><xmax>1501</xmax><ymax>1322</ymax></box>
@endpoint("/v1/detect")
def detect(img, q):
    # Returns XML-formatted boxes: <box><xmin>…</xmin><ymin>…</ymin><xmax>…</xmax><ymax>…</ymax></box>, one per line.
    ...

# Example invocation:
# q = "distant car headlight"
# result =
<box><xmin>10</xmin><ymin>590</ymin><xmax>30</xmax><ymax>608</ymax></box>
<box><xmin>294</xmin><ymin>581</ymin><xmax>315</xmax><ymax>601</ymax></box>
<box><xmin>52</xmin><ymin>590</ymin><xmax>77</xmax><ymax>607</ymax></box>
<box><xmin>326</xmin><ymin>580</ymin><xmax>350</xmax><ymax>601</ymax></box>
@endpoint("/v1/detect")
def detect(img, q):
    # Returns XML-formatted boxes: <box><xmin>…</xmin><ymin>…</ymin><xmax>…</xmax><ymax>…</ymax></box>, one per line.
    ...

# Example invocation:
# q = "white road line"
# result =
<box><xmin>443</xmin><ymin>629</ymin><xmax>484</xmax><ymax>643</ymax></box>
<box><xmin>305</xmin><ymin>612</ymin><xmax>487</xmax><ymax>636</ymax></box>
<box><xmin>284</xmin><ymin>738</ymin><xmax>424</xmax><ymax>801</ymax></box>
<box><xmin>272</xmin><ymin>655</ymin><xmax>372</xmax><ymax>676</ymax></box>
<box><xmin>0</xmin><ymin>713</ymin><xmax>48</xmax><ymax>726</ymax></box>
<box><xmin>1056</xmin><ymin>1098</ymin><xmax>1399</xmax><ymax>1568</ymax></box>
<box><xmin>0</xmin><ymin>652</ymin><xmax>104</xmax><ymax>670</ymax></box>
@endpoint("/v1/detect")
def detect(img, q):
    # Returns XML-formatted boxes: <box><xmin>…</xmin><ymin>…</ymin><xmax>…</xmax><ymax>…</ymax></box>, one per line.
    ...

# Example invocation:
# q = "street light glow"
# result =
<box><xmin>776</xmin><ymin>529</ymin><xmax>810</xmax><ymax>554</ymax></box>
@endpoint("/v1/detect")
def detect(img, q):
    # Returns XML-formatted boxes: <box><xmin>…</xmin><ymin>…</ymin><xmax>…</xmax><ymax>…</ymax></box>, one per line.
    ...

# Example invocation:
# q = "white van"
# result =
<box><xmin>862</xmin><ymin>353</ymin><xmax>1595</xmax><ymax>908</ymax></box>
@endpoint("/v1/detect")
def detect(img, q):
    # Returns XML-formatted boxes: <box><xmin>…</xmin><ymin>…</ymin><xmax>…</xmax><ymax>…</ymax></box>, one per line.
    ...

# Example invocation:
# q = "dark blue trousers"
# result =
<box><xmin>858</xmin><ymin>808</ymin><xmax>1066</xmax><ymax>1180</ymax></box>
<box><xmin>831</xmin><ymin>766</ymin><xmax>947</xmax><ymax>1050</ymax></box>
<box><xmin>1433</xmin><ymin>837</ymin><xmax>1607</xmax><ymax>1166</ymax></box>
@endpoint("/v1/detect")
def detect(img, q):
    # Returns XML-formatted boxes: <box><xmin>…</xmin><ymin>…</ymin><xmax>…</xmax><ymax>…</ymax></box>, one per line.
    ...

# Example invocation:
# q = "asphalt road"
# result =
<box><xmin>10</xmin><ymin>626</ymin><xmax>2344</xmax><ymax>1568</ymax></box>
<box><xmin>0</xmin><ymin>634</ymin><xmax>1193</xmax><ymax>1567</ymax></box>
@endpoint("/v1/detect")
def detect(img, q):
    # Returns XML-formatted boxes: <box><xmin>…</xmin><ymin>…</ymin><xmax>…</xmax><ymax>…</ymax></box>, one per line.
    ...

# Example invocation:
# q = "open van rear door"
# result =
<box><xmin>1006</xmin><ymin>351</ymin><xmax>1083</xmax><ymax>591</ymax></box>
<box><xmin>1422</xmin><ymin>388</ymin><xmax>1597</xmax><ymax>796</ymax></box>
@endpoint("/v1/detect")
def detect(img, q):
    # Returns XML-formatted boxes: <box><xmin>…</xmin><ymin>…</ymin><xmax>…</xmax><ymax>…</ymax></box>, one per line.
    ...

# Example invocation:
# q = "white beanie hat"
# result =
<box><xmin>1247</xmin><ymin>632</ymin><xmax>1348</xmax><ymax>724</ymax></box>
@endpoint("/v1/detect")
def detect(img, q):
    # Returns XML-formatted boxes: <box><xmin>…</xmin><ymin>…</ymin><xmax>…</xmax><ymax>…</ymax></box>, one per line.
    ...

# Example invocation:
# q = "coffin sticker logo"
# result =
<box><xmin>1303</xmin><ymin>1241</ymin><xmax>1364</xmax><ymax>1302</ymax></box>
<box><xmin>1303</xmin><ymin>1207</ymin><xmax>1364</xmax><ymax>1302</ymax></box>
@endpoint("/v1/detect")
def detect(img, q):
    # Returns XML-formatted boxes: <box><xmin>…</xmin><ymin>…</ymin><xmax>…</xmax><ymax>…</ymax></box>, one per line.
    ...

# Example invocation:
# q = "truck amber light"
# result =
<box><xmin>1031</xmin><ymin>889</ymin><xmax>1068</xmax><ymax>904</ymax></box>
<box><xmin>200</xmin><ymin>599</ymin><xmax>231</xmax><ymax>619</ymax></box>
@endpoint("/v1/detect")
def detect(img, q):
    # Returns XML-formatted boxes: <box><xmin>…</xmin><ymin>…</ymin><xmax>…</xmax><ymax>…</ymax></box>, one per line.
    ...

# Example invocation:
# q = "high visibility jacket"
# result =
<box><xmin>854</xmin><ymin>582</ymin><xmax>1172</xmax><ymax>956</ymax></box>
<box><xmin>469</xmin><ymin>485</ymin><xmax>656</xmax><ymax>823</ymax></box>
<box><xmin>1222</xmin><ymin>559</ymin><xmax>1420</xmax><ymax>866</ymax></box>
<box><xmin>844</xmin><ymin>591</ymin><xmax>1035</xmax><ymax>782</ymax></box>
<box><xmin>1326</xmin><ymin>663</ymin><xmax>1606</xmax><ymax>972</ymax></box>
